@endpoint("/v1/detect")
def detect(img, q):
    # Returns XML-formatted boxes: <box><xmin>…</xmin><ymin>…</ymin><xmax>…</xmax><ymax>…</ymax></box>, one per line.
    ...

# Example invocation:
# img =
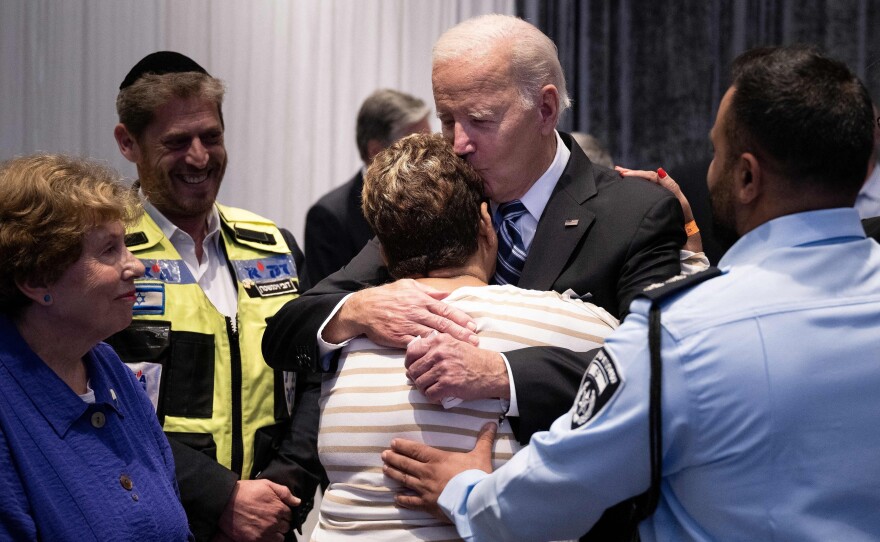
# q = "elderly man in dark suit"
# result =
<box><xmin>265</xmin><ymin>17</ymin><xmax>685</xmax><ymax>537</ymax></box>
<box><xmin>265</xmin><ymin>12</ymin><xmax>683</xmax><ymax>449</ymax></box>
<box><xmin>302</xmin><ymin>89</ymin><xmax>431</xmax><ymax>288</ymax></box>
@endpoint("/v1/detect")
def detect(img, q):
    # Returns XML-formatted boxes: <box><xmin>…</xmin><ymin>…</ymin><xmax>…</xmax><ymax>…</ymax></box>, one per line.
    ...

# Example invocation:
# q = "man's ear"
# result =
<box><xmin>365</xmin><ymin>139</ymin><xmax>385</xmax><ymax>164</ymax></box>
<box><xmin>735</xmin><ymin>152</ymin><xmax>763</xmax><ymax>205</ymax></box>
<box><xmin>478</xmin><ymin>202</ymin><xmax>497</xmax><ymax>251</ymax></box>
<box><xmin>114</xmin><ymin>123</ymin><xmax>141</xmax><ymax>164</ymax></box>
<box><xmin>477</xmin><ymin>202</ymin><xmax>498</xmax><ymax>279</ymax></box>
<box><xmin>537</xmin><ymin>85</ymin><xmax>560</xmax><ymax>135</ymax></box>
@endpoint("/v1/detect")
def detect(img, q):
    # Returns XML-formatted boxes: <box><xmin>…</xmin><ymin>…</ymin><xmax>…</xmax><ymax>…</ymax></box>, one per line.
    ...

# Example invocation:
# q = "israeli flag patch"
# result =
<box><xmin>571</xmin><ymin>348</ymin><xmax>622</xmax><ymax>429</ymax></box>
<box><xmin>133</xmin><ymin>282</ymin><xmax>166</xmax><ymax>315</ymax></box>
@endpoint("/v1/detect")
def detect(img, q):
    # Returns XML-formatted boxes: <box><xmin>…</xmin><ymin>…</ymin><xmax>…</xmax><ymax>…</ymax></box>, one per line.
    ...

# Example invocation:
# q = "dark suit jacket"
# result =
<box><xmin>302</xmin><ymin>171</ymin><xmax>374</xmax><ymax>289</ymax></box>
<box><xmin>264</xmin><ymin>132</ymin><xmax>685</xmax><ymax>442</ymax></box>
<box><xmin>864</xmin><ymin>216</ymin><xmax>880</xmax><ymax>242</ymax></box>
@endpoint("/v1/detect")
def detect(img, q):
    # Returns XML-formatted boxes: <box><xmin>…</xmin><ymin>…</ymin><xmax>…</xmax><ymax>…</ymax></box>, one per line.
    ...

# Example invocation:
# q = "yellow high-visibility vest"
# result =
<box><xmin>111</xmin><ymin>203</ymin><xmax>301</xmax><ymax>478</ymax></box>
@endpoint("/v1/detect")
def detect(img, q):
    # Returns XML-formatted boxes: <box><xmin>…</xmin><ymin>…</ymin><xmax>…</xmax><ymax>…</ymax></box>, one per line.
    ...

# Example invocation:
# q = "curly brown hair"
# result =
<box><xmin>362</xmin><ymin>133</ymin><xmax>485</xmax><ymax>279</ymax></box>
<box><xmin>0</xmin><ymin>154</ymin><xmax>142</xmax><ymax>316</ymax></box>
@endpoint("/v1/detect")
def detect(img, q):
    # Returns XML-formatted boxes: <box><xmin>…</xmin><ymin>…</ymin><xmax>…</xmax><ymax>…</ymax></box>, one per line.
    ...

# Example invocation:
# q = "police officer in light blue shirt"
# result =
<box><xmin>381</xmin><ymin>45</ymin><xmax>880</xmax><ymax>542</ymax></box>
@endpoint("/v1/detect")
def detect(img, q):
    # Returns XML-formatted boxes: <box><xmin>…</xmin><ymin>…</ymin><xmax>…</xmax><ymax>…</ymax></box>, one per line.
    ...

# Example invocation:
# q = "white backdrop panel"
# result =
<box><xmin>0</xmin><ymin>0</ymin><xmax>515</xmax><ymax>243</ymax></box>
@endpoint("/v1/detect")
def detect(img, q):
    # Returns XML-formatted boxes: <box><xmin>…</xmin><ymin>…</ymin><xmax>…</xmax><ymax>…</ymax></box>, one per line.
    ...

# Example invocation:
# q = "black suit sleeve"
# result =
<box><xmin>257</xmin><ymin>370</ymin><xmax>323</xmax><ymax>530</ymax></box>
<box><xmin>262</xmin><ymin>238</ymin><xmax>390</xmax><ymax>371</ymax></box>
<box><xmin>171</xmin><ymin>384</ymin><xmax>322</xmax><ymax>538</ymax></box>
<box><xmin>615</xmin><ymin>192</ymin><xmax>685</xmax><ymax>317</ymax></box>
<box><xmin>169</xmin><ymin>438</ymin><xmax>239</xmax><ymax>541</ymax></box>
<box><xmin>504</xmin><ymin>346</ymin><xmax>599</xmax><ymax>443</ymax></box>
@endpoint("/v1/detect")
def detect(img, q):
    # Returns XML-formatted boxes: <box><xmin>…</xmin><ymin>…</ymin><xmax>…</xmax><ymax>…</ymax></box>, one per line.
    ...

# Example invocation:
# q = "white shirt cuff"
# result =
<box><xmin>317</xmin><ymin>293</ymin><xmax>356</xmax><ymax>370</ymax></box>
<box><xmin>679</xmin><ymin>250</ymin><xmax>710</xmax><ymax>275</ymax></box>
<box><xmin>500</xmin><ymin>352</ymin><xmax>518</xmax><ymax>417</ymax></box>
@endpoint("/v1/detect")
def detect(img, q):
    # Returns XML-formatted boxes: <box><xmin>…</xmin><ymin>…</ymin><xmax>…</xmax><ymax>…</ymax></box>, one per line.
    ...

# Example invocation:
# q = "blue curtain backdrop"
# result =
<box><xmin>517</xmin><ymin>0</ymin><xmax>880</xmax><ymax>171</ymax></box>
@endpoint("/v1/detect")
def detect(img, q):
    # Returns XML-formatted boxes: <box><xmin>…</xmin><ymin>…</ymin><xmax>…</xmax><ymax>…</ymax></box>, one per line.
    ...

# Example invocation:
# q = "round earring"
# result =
<box><xmin>43</xmin><ymin>294</ymin><xmax>52</xmax><ymax>303</ymax></box>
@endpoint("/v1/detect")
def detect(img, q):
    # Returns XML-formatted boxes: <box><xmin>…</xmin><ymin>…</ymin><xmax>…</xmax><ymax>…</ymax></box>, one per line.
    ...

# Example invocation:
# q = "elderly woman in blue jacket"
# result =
<box><xmin>0</xmin><ymin>154</ymin><xmax>192</xmax><ymax>541</ymax></box>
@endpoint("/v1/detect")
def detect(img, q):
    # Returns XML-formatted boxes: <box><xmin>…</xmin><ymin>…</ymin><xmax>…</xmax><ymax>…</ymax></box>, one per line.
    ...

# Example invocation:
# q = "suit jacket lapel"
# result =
<box><xmin>519</xmin><ymin>133</ymin><xmax>598</xmax><ymax>291</ymax></box>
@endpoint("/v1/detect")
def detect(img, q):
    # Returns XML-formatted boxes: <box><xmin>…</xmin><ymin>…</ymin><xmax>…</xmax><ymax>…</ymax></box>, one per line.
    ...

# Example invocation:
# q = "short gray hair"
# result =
<box><xmin>433</xmin><ymin>14</ymin><xmax>571</xmax><ymax>115</ymax></box>
<box><xmin>356</xmin><ymin>89</ymin><xmax>431</xmax><ymax>163</ymax></box>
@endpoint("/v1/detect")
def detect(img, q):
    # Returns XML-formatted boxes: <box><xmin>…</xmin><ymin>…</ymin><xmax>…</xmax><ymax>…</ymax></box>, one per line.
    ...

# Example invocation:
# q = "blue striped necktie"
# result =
<box><xmin>493</xmin><ymin>200</ymin><xmax>528</xmax><ymax>286</ymax></box>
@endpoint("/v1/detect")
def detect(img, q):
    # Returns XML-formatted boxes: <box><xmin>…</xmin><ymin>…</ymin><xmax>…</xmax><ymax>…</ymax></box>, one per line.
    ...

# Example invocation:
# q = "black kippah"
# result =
<box><xmin>119</xmin><ymin>51</ymin><xmax>209</xmax><ymax>90</ymax></box>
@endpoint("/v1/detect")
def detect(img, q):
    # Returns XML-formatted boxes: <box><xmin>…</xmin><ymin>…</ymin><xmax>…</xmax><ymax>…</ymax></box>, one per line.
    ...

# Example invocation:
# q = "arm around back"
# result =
<box><xmin>505</xmin><ymin>176</ymin><xmax>684</xmax><ymax>442</ymax></box>
<box><xmin>615</xmin><ymin>190</ymin><xmax>686</xmax><ymax>316</ymax></box>
<box><xmin>262</xmin><ymin>238</ymin><xmax>390</xmax><ymax>371</ymax></box>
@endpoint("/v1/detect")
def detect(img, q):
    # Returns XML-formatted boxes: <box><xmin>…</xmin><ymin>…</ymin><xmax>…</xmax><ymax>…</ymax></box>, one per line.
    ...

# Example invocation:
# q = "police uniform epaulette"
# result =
<box><xmin>638</xmin><ymin>267</ymin><xmax>723</xmax><ymax>303</ymax></box>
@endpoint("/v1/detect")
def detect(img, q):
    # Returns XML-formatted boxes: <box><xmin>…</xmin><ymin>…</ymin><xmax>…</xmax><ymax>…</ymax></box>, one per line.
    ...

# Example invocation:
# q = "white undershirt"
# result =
<box><xmin>78</xmin><ymin>382</ymin><xmax>96</xmax><ymax>404</ymax></box>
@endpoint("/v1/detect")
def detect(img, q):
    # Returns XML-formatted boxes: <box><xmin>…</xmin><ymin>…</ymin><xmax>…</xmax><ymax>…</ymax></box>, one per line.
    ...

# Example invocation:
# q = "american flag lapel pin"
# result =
<box><xmin>564</xmin><ymin>219</ymin><xmax>579</xmax><ymax>227</ymax></box>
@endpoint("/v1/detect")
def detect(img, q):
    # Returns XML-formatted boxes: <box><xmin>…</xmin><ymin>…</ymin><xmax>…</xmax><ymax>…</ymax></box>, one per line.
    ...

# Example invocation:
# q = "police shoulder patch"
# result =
<box><xmin>639</xmin><ymin>267</ymin><xmax>722</xmax><ymax>303</ymax></box>
<box><xmin>571</xmin><ymin>348</ymin><xmax>622</xmax><ymax>429</ymax></box>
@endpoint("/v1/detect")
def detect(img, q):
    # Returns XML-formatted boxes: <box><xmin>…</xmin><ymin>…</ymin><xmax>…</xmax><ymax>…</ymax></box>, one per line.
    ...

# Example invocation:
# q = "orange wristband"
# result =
<box><xmin>685</xmin><ymin>220</ymin><xmax>700</xmax><ymax>237</ymax></box>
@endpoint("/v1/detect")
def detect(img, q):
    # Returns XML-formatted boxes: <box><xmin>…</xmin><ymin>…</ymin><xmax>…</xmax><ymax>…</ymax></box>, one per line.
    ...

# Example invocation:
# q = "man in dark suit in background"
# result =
<box><xmin>265</xmin><ymin>17</ymin><xmax>684</xmax><ymax>537</ymax></box>
<box><xmin>302</xmin><ymin>89</ymin><xmax>431</xmax><ymax>288</ymax></box>
<box><xmin>264</xmin><ymin>11</ymin><xmax>683</xmax><ymax>453</ymax></box>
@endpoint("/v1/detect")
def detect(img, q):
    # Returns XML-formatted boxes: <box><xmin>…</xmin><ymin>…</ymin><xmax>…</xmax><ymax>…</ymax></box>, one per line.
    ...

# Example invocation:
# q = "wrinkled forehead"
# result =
<box><xmin>432</xmin><ymin>54</ymin><xmax>515</xmax><ymax>108</ymax></box>
<box><xmin>147</xmin><ymin>97</ymin><xmax>223</xmax><ymax>134</ymax></box>
<box><xmin>433</xmin><ymin>40</ymin><xmax>512</xmax><ymax>79</ymax></box>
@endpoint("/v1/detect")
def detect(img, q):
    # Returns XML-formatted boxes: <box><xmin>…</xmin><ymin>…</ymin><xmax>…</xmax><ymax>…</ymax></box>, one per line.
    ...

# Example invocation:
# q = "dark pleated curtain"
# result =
<box><xmin>517</xmin><ymin>0</ymin><xmax>880</xmax><ymax>172</ymax></box>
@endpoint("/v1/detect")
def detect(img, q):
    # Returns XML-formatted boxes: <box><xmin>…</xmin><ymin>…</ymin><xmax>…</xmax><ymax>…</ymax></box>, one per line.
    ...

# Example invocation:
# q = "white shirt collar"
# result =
<box><xmin>719</xmin><ymin>208</ymin><xmax>866</xmax><ymax>269</ymax></box>
<box><xmin>139</xmin><ymin>190</ymin><xmax>222</xmax><ymax>246</ymax></box>
<box><xmin>855</xmin><ymin>162</ymin><xmax>880</xmax><ymax>218</ymax></box>
<box><xmin>862</xmin><ymin>162</ymin><xmax>880</xmax><ymax>198</ymax></box>
<box><xmin>491</xmin><ymin>131</ymin><xmax>570</xmax><ymax>249</ymax></box>
<box><xmin>138</xmin><ymin>189</ymin><xmax>237</xmax><ymax>317</ymax></box>
<box><xmin>518</xmin><ymin>131</ymin><xmax>570</xmax><ymax>221</ymax></box>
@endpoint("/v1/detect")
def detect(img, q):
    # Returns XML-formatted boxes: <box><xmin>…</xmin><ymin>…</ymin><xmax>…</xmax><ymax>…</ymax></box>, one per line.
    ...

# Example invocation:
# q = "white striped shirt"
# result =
<box><xmin>313</xmin><ymin>285</ymin><xmax>618</xmax><ymax>541</ymax></box>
